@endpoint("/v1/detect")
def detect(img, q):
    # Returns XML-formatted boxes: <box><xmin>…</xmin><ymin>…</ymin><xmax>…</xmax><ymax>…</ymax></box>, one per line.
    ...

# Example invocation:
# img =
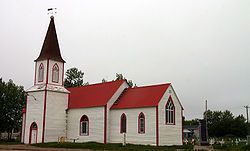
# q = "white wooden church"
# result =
<box><xmin>21</xmin><ymin>16</ymin><xmax>184</xmax><ymax>146</ymax></box>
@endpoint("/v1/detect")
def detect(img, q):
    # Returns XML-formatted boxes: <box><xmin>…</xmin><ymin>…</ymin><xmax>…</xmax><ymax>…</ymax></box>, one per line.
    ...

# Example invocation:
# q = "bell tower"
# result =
<box><xmin>23</xmin><ymin>16</ymin><xmax>69</xmax><ymax>144</ymax></box>
<box><xmin>34</xmin><ymin>15</ymin><xmax>65</xmax><ymax>86</ymax></box>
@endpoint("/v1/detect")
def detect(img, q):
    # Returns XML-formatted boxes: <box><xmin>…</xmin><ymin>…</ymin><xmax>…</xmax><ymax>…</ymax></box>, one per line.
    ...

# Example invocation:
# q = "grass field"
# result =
<box><xmin>33</xmin><ymin>142</ymin><xmax>194</xmax><ymax>151</ymax></box>
<box><xmin>213</xmin><ymin>143</ymin><xmax>250</xmax><ymax>151</ymax></box>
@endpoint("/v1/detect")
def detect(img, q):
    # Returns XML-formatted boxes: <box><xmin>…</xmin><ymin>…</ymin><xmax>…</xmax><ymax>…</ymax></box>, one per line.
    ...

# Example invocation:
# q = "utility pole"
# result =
<box><xmin>244</xmin><ymin>105</ymin><xmax>250</xmax><ymax>145</ymax></box>
<box><xmin>200</xmin><ymin>100</ymin><xmax>209</xmax><ymax>145</ymax></box>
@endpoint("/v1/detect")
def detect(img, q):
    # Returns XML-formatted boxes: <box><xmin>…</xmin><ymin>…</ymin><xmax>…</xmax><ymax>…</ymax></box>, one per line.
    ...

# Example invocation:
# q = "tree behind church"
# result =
<box><xmin>64</xmin><ymin>67</ymin><xmax>85</xmax><ymax>88</ymax></box>
<box><xmin>115</xmin><ymin>73</ymin><xmax>134</xmax><ymax>87</ymax></box>
<box><xmin>0</xmin><ymin>78</ymin><xmax>25</xmax><ymax>140</ymax></box>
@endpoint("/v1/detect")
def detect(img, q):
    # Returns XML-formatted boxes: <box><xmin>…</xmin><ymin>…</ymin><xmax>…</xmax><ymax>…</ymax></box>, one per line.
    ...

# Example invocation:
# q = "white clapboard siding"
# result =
<box><xmin>106</xmin><ymin>82</ymin><xmax>129</xmax><ymax>142</ymax></box>
<box><xmin>67</xmin><ymin>107</ymin><xmax>104</xmax><ymax>143</ymax></box>
<box><xmin>158</xmin><ymin>85</ymin><xmax>183</xmax><ymax>146</ymax></box>
<box><xmin>44</xmin><ymin>91</ymin><xmax>68</xmax><ymax>142</ymax></box>
<box><xmin>109</xmin><ymin>107</ymin><xmax>157</xmax><ymax>145</ymax></box>
<box><xmin>24</xmin><ymin>91</ymin><xmax>45</xmax><ymax>144</ymax></box>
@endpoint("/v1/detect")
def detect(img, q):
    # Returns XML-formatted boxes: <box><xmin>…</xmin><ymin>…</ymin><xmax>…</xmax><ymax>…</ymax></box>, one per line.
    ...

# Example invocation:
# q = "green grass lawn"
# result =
<box><xmin>33</xmin><ymin>142</ymin><xmax>193</xmax><ymax>151</ymax></box>
<box><xmin>213</xmin><ymin>143</ymin><xmax>250</xmax><ymax>151</ymax></box>
<box><xmin>0</xmin><ymin>140</ymin><xmax>21</xmax><ymax>145</ymax></box>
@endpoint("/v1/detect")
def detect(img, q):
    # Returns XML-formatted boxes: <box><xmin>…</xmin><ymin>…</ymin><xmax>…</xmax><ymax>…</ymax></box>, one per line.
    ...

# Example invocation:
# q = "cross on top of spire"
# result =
<box><xmin>47</xmin><ymin>8</ymin><xmax>57</xmax><ymax>18</ymax></box>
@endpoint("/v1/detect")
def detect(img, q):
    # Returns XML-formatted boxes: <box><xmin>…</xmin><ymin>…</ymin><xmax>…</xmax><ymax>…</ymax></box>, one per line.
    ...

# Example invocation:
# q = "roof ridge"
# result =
<box><xmin>129</xmin><ymin>83</ymin><xmax>171</xmax><ymax>89</ymax></box>
<box><xmin>67</xmin><ymin>80</ymin><xmax>125</xmax><ymax>89</ymax></box>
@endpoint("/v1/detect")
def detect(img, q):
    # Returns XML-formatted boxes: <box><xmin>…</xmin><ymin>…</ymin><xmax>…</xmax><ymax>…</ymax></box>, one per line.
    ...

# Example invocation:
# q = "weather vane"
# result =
<box><xmin>47</xmin><ymin>8</ymin><xmax>57</xmax><ymax>17</ymax></box>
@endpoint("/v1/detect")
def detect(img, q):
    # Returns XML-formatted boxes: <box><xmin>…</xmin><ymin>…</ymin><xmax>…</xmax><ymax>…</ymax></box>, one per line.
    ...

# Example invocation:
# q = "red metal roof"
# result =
<box><xmin>111</xmin><ymin>83</ymin><xmax>170</xmax><ymax>109</ymax></box>
<box><xmin>68</xmin><ymin>80</ymin><xmax>125</xmax><ymax>109</ymax></box>
<box><xmin>35</xmin><ymin>16</ymin><xmax>65</xmax><ymax>63</ymax></box>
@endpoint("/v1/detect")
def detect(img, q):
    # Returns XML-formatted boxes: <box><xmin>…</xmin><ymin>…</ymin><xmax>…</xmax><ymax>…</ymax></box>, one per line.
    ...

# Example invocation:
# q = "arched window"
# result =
<box><xmin>80</xmin><ymin>115</ymin><xmax>89</xmax><ymax>136</ymax></box>
<box><xmin>38</xmin><ymin>63</ymin><xmax>44</xmax><ymax>82</ymax></box>
<box><xmin>120</xmin><ymin>113</ymin><xmax>126</xmax><ymax>133</ymax></box>
<box><xmin>31</xmin><ymin>122</ymin><xmax>37</xmax><ymax>129</ymax></box>
<box><xmin>138</xmin><ymin>112</ymin><xmax>145</xmax><ymax>134</ymax></box>
<box><xmin>166</xmin><ymin>96</ymin><xmax>175</xmax><ymax>124</ymax></box>
<box><xmin>52</xmin><ymin>63</ymin><xmax>59</xmax><ymax>83</ymax></box>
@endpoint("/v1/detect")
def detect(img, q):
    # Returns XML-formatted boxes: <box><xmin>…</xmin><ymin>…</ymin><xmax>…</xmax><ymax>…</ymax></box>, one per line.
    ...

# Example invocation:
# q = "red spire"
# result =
<box><xmin>35</xmin><ymin>16</ymin><xmax>65</xmax><ymax>63</ymax></box>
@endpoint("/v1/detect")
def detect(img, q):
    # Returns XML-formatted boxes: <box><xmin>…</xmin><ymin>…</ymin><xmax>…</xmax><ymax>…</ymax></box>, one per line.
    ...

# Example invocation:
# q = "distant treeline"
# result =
<box><xmin>185</xmin><ymin>110</ymin><xmax>249</xmax><ymax>138</ymax></box>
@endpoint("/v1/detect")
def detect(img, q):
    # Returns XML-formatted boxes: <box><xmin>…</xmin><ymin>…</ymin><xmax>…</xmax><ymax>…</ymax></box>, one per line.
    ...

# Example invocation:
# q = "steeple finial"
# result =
<box><xmin>47</xmin><ymin>8</ymin><xmax>57</xmax><ymax>18</ymax></box>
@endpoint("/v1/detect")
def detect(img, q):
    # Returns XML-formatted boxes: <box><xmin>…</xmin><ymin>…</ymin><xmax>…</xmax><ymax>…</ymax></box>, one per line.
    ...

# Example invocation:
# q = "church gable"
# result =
<box><xmin>157</xmin><ymin>85</ymin><xmax>183</xmax><ymax>145</ymax></box>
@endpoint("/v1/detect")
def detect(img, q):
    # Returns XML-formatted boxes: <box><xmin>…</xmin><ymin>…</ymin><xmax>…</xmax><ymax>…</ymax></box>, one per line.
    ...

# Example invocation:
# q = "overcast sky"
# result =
<box><xmin>0</xmin><ymin>0</ymin><xmax>249</xmax><ymax>120</ymax></box>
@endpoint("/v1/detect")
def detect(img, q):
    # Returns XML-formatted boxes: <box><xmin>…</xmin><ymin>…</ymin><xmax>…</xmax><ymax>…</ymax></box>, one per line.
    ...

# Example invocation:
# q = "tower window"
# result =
<box><xmin>38</xmin><ymin>63</ymin><xmax>44</xmax><ymax>82</ymax></box>
<box><xmin>120</xmin><ymin>113</ymin><xmax>127</xmax><ymax>133</ymax></box>
<box><xmin>52</xmin><ymin>64</ymin><xmax>59</xmax><ymax>83</ymax></box>
<box><xmin>166</xmin><ymin>96</ymin><xmax>175</xmax><ymax>124</ymax></box>
<box><xmin>138</xmin><ymin>112</ymin><xmax>145</xmax><ymax>134</ymax></box>
<box><xmin>80</xmin><ymin>115</ymin><xmax>89</xmax><ymax>136</ymax></box>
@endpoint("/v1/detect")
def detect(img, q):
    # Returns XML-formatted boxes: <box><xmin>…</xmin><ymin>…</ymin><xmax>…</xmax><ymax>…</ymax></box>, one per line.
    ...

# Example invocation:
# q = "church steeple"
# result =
<box><xmin>24</xmin><ymin>15</ymin><xmax>69</xmax><ymax>145</ymax></box>
<box><xmin>33</xmin><ymin>16</ymin><xmax>66</xmax><ymax>86</ymax></box>
<box><xmin>35</xmin><ymin>16</ymin><xmax>65</xmax><ymax>63</ymax></box>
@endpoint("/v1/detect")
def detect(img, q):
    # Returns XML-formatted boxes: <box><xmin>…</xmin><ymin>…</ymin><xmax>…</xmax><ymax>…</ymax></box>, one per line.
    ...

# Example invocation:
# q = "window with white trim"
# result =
<box><xmin>52</xmin><ymin>64</ymin><xmax>59</xmax><ymax>83</ymax></box>
<box><xmin>166</xmin><ymin>98</ymin><xmax>175</xmax><ymax>124</ymax></box>
<box><xmin>80</xmin><ymin>115</ymin><xmax>89</xmax><ymax>136</ymax></box>
<box><xmin>138</xmin><ymin>112</ymin><xmax>145</xmax><ymax>134</ymax></box>
<box><xmin>38</xmin><ymin>63</ymin><xmax>44</xmax><ymax>82</ymax></box>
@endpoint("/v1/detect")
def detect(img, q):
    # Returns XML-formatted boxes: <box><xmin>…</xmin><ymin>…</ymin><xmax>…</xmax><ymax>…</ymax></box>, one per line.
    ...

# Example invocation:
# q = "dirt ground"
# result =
<box><xmin>193</xmin><ymin>145</ymin><xmax>214</xmax><ymax>151</ymax></box>
<box><xmin>0</xmin><ymin>144</ymin><xmax>216</xmax><ymax>151</ymax></box>
<box><xmin>0</xmin><ymin>144</ymin><xmax>93</xmax><ymax>151</ymax></box>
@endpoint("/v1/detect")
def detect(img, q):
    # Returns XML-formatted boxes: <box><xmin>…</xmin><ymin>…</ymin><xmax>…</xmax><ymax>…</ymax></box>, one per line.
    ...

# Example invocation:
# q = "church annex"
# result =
<box><xmin>21</xmin><ymin>16</ymin><xmax>183</xmax><ymax>146</ymax></box>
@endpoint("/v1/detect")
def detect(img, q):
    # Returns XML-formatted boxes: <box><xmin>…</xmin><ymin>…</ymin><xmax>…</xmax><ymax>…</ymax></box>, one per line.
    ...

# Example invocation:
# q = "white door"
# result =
<box><xmin>31</xmin><ymin>129</ymin><xmax>37</xmax><ymax>144</ymax></box>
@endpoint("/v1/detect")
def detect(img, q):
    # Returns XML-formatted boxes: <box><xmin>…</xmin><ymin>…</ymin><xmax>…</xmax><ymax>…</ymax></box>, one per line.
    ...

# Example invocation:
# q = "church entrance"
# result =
<box><xmin>29</xmin><ymin>122</ymin><xmax>38</xmax><ymax>144</ymax></box>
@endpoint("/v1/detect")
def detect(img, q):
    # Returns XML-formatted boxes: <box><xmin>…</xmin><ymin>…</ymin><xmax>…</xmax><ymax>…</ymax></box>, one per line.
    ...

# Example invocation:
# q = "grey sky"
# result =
<box><xmin>0</xmin><ymin>0</ymin><xmax>249</xmax><ymax>120</ymax></box>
